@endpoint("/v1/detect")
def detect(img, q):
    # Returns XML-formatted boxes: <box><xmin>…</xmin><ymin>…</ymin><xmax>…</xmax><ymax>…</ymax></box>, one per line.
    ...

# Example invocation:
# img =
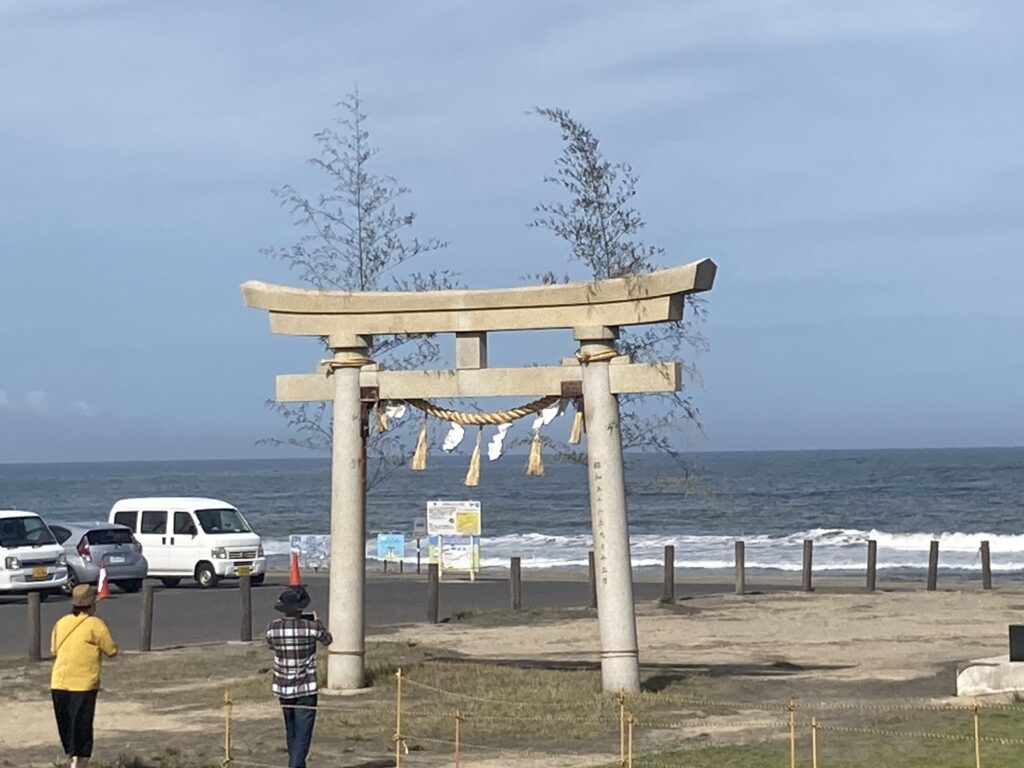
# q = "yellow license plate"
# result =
<box><xmin>238</xmin><ymin>566</ymin><xmax>252</xmax><ymax>577</ymax></box>
<box><xmin>32</xmin><ymin>566</ymin><xmax>47</xmax><ymax>580</ymax></box>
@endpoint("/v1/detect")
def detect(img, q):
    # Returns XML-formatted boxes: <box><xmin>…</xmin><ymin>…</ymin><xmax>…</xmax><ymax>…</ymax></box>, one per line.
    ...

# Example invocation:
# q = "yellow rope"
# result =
<box><xmin>576</xmin><ymin>348</ymin><xmax>619</xmax><ymax>365</ymax></box>
<box><xmin>322</xmin><ymin>354</ymin><xmax>374</xmax><ymax>372</ymax></box>
<box><xmin>405</xmin><ymin>395</ymin><xmax>560</xmax><ymax>426</ymax></box>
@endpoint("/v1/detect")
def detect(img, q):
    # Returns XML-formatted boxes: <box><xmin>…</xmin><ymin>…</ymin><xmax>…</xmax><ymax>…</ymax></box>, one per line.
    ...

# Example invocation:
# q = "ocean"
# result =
<box><xmin>1</xmin><ymin>448</ymin><xmax>1021</xmax><ymax>576</ymax></box>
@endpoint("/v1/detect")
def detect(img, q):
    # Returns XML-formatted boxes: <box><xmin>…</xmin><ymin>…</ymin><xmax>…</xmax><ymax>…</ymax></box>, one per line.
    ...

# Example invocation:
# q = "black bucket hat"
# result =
<box><xmin>274</xmin><ymin>586</ymin><xmax>311</xmax><ymax>613</ymax></box>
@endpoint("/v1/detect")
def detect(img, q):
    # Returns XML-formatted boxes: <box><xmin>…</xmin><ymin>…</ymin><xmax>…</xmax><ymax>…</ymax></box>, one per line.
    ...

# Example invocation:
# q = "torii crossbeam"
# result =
<box><xmin>243</xmin><ymin>258</ymin><xmax>716</xmax><ymax>694</ymax></box>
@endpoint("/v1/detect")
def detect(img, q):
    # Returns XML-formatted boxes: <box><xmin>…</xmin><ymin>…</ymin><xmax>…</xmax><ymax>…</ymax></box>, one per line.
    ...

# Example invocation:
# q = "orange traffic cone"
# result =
<box><xmin>96</xmin><ymin>564</ymin><xmax>111</xmax><ymax>600</ymax></box>
<box><xmin>289</xmin><ymin>552</ymin><xmax>303</xmax><ymax>587</ymax></box>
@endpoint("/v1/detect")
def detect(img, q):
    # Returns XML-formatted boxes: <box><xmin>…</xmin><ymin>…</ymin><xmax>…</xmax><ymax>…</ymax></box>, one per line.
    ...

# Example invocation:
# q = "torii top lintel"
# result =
<box><xmin>241</xmin><ymin>258</ymin><xmax>716</xmax><ymax>338</ymax></box>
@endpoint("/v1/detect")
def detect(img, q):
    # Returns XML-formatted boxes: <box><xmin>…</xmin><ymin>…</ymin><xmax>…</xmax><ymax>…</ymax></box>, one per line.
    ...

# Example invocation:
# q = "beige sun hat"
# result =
<box><xmin>70</xmin><ymin>584</ymin><xmax>97</xmax><ymax>608</ymax></box>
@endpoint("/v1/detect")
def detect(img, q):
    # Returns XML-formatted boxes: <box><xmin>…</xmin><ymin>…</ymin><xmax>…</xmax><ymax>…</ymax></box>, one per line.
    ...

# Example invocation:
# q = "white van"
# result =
<box><xmin>109</xmin><ymin>497</ymin><xmax>266</xmax><ymax>589</ymax></box>
<box><xmin>0</xmin><ymin>510</ymin><xmax>69</xmax><ymax>597</ymax></box>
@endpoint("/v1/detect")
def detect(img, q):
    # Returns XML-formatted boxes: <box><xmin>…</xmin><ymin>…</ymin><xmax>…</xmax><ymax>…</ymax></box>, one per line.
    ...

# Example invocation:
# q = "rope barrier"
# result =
<box><xmin>818</xmin><ymin>722</ymin><xmax>1024</xmax><ymax>746</ymax></box>
<box><xmin>656</xmin><ymin>693</ymin><xmax>1024</xmax><ymax>714</ymax></box>
<box><xmin>405</xmin><ymin>731</ymin><xmax>588</xmax><ymax>760</ymax></box>
<box><xmin>216</xmin><ymin>669</ymin><xmax>1024</xmax><ymax>768</ymax></box>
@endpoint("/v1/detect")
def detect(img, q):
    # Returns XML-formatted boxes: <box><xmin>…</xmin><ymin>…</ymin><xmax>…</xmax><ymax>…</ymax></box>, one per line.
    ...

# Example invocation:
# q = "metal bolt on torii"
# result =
<box><xmin>242</xmin><ymin>258</ymin><xmax>716</xmax><ymax>694</ymax></box>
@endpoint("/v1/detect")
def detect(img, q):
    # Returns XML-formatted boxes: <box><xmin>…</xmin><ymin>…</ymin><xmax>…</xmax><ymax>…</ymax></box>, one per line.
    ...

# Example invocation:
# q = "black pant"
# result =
<box><xmin>280</xmin><ymin>694</ymin><xmax>318</xmax><ymax>768</ymax></box>
<box><xmin>52</xmin><ymin>689</ymin><xmax>98</xmax><ymax>758</ymax></box>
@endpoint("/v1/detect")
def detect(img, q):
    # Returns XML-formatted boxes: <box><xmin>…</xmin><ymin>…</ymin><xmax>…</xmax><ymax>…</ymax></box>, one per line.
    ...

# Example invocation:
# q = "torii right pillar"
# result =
<box><xmin>577</xmin><ymin>326</ymin><xmax>641</xmax><ymax>694</ymax></box>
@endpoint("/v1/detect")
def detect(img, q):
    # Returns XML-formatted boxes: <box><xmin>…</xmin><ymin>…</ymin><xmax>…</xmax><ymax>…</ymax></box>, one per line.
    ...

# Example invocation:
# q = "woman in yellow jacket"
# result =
<box><xmin>50</xmin><ymin>584</ymin><xmax>118</xmax><ymax>768</ymax></box>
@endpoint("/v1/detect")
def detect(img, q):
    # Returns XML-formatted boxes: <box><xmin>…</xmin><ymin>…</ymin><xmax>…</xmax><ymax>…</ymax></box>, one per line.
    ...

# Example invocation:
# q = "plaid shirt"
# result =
<box><xmin>265</xmin><ymin>616</ymin><xmax>333</xmax><ymax>698</ymax></box>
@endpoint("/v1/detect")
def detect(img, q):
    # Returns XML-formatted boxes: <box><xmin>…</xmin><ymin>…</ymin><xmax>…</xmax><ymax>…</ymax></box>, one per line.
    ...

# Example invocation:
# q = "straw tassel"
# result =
<box><xmin>526</xmin><ymin>430</ymin><xmax>544</xmax><ymax>476</ymax></box>
<box><xmin>464</xmin><ymin>428</ymin><xmax>482</xmax><ymax>487</ymax></box>
<box><xmin>376</xmin><ymin>406</ymin><xmax>389</xmax><ymax>434</ymax></box>
<box><xmin>411</xmin><ymin>418</ymin><xmax>428</xmax><ymax>471</ymax></box>
<box><xmin>568</xmin><ymin>407</ymin><xmax>585</xmax><ymax>445</ymax></box>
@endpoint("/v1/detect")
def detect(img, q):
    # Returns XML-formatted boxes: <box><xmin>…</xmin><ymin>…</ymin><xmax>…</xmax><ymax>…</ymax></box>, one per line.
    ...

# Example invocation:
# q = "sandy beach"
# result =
<box><xmin>2</xmin><ymin>572</ymin><xmax>1022</xmax><ymax>766</ymax></box>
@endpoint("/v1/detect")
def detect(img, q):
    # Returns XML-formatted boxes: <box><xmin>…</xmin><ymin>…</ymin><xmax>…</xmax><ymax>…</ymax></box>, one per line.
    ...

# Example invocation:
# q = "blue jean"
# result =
<box><xmin>280</xmin><ymin>694</ymin><xmax>317</xmax><ymax>768</ymax></box>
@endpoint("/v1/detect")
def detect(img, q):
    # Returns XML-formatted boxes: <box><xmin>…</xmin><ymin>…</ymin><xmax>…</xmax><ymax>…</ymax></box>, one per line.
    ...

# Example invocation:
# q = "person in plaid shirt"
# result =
<box><xmin>265</xmin><ymin>586</ymin><xmax>333</xmax><ymax>768</ymax></box>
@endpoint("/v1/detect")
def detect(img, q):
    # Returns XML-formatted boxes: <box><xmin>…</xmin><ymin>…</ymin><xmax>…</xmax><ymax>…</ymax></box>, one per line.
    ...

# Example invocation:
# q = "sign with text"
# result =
<box><xmin>376</xmin><ymin>533</ymin><xmax>406</xmax><ymax>561</ymax></box>
<box><xmin>426</xmin><ymin>500</ymin><xmax>481</xmax><ymax>537</ymax></box>
<box><xmin>428</xmin><ymin>534</ymin><xmax>480</xmax><ymax>573</ymax></box>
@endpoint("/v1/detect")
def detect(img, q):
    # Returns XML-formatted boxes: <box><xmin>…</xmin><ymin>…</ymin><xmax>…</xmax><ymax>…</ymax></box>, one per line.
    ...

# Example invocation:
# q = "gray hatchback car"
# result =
<box><xmin>48</xmin><ymin>521</ymin><xmax>149</xmax><ymax>594</ymax></box>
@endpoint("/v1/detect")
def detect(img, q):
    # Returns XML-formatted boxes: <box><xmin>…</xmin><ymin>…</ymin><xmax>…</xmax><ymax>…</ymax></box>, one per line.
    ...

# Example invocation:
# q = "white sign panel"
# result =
<box><xmin>426</xmin><ymin>500</ymin><xmax>481</xmax><ymax>537</ymax></box>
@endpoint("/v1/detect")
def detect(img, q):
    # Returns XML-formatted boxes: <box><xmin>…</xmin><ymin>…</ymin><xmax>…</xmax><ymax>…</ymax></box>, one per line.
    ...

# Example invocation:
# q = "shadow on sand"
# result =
<box><xmin>422</xmin><ymin>654</ymin><xmax>855</xmax><ymax>692</ymax></box>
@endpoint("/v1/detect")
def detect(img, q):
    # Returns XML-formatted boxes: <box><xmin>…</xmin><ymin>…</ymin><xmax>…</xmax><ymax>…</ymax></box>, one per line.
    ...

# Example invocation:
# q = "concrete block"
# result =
<box><xmin>455</xmin><ymin>332</ymin><xmax>488</xmax><ymax>369</ymax></box>
<box><xmin>956</xmin><ymin>655</ymin><xmax>1024</xmax><ymax>697</ymax></box>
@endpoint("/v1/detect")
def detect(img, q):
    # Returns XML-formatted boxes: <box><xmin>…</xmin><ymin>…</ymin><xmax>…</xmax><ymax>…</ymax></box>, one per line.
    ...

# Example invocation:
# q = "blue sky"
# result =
<box><xmin>0</xmin><ymin>0</ymin><xmax>1021</xmax><ymax>462</ymax></box>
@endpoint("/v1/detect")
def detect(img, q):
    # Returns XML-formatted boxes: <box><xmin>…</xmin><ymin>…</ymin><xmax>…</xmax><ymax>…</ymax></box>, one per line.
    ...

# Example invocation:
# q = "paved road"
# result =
<box><xmin>0</xmin><ymin>573</ymin><xmax>741</xmax><ymax>657</ymax></box>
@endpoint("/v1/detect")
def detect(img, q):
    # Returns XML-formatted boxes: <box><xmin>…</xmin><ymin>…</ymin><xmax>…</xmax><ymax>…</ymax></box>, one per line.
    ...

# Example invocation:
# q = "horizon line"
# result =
<box><xmin>1</xmin><ymin>444</ymin><xmax>1021</xmax><ymax>467</ymax></box>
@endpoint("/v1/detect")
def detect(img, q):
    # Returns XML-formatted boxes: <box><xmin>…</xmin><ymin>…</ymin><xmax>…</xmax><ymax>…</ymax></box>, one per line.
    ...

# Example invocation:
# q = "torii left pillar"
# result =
<box><xmin>325</xmin><ymin>337</ymin><xmax>371</xmax><ymax>690</ymax></box>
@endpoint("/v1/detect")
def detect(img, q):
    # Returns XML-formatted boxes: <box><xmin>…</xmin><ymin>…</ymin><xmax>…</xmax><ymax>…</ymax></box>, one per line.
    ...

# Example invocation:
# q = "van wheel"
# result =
<box><xmin>196</xmin><ymin>563</ymin><xmax>219</xmax><ymax>589</ymax></box>
<box><xmin>117</xmin><ymin>580</ymin><xmax>143</xmax><ymax>593</ymax></box>
<box><xmin>251</xmin><ymin>573</ymin><xmax>265</xmax><ymax>586</ymax></box>
<box><xmin>160</xmin><ymin>577</ymin><xmax>181</xmax><ymax>588</ymax></box>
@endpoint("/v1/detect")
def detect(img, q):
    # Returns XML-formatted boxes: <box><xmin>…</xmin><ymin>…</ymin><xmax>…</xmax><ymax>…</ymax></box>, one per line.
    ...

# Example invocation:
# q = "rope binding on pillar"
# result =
<box><xmin>575</xmin><ymin>348</ymin><xmax>619</xmax><ymax>365</ymax></box>
<box><xmin>321</xmin><ymin>354</ymin><xmax>374</xmax><ymax>373</ymax></box>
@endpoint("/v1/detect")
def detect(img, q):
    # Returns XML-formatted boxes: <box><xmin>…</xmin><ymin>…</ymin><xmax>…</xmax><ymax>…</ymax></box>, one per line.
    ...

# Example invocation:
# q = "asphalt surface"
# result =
<box><xmin>0</xmin><ymin>572</ymin><xmax>739</xmax><ymax>657</ymax></box>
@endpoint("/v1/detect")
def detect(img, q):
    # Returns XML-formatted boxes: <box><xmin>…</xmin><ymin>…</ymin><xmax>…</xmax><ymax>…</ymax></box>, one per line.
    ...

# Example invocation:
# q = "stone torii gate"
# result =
<box><xmin>242</xmin><ymin>258</ymin><xmax>716</xmax><ymax>694</ymax></box>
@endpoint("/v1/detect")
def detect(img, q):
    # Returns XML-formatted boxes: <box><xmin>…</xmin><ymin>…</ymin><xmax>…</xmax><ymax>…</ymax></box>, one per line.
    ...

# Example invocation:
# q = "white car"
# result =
<box><xmin>0</xmin><ymin>510</ymin><xmax>69</xmax><ymax>598</ymax></box>
<box><xmin>109</xmin><ymin>497</ymin><xmax>266</xmax><ymax>589</ymax></box>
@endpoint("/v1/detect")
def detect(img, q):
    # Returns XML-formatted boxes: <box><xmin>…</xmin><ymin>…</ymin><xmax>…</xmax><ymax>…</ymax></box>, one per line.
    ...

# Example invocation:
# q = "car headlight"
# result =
<box><xmin>5</xmin><ymin>556</ymin><xmax>21</xmax><ymax>570</ymax></box>
<box><xmin>257</xmin><ymin>543</ymin><xmax>264</xmax><ymax>558</ymax></box>
<box><xmin>57</xmin><ymin>553</ymin><xmax>67</xmax><ymax>565</ymax></box>
<box><xmin>211</xmin><ymin>547</ymin><xmax>227</xmax><ymax>559</ymax></box>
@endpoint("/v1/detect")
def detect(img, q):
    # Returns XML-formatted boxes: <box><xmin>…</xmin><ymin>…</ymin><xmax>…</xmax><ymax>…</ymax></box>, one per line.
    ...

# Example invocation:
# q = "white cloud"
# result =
<box><xmin>25</xmin><ymin>390</ymin><xmax>49</xmax><ymax>414</ymax></box>
<box><xmin>67</xmin><ymin>400</ymin><xmax>96</xmax><ymax>417</ymax></box>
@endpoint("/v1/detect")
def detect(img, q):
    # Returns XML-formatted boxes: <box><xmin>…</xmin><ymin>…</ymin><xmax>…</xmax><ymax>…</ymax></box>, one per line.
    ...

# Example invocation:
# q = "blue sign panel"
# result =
<box><xmin>377</xmin><ymin>533</ymin><xmax>406</xmax><ymax>561</ymax></box>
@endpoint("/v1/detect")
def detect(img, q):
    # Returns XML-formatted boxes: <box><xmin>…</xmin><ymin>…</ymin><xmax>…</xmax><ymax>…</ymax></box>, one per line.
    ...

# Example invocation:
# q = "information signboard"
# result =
<box><xmin>376</xmin><ymin>533</ymin><xmax>406</xmax><ymax>561</ymax></box>
<box><xmin>427</xmin><ymin>500</ymin><xmax>481</xmax><ymax>537</ymax></box>
<box><xmin>428</xmin><ymin>534</ymin><xmax>480</xmax><ymax>573</ymax></box>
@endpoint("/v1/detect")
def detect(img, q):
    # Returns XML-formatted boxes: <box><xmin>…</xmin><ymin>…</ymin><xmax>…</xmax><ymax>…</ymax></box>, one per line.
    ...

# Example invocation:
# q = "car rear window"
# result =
<box><xmin>87</xmin><ymin>528</ymin><xmax>136</xmax><ymax>546</ymax></box>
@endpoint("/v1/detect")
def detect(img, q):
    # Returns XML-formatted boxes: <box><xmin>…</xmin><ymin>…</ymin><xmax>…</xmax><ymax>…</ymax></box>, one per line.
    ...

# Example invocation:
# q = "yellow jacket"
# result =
<box><xmin>50</xmin><ymin>614</ymin><xmax>118</xmax><ymax>692</ymax></box>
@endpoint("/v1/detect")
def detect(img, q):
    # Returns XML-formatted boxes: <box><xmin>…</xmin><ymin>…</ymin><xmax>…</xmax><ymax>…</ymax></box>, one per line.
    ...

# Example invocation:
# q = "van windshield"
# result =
<box><xmin>195</xmin><ymin>508</ymin><xmax>251</xmax><ymax>535</ymax></box>
<box><xmin>0</xmin><ymin>516</ymin><xmax>57</xmax><ymax>548</ymax></box>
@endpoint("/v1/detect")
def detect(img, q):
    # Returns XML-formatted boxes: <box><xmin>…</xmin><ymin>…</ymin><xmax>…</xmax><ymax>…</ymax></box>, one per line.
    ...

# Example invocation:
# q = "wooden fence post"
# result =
<box><xmin>510</xmin><ymin>557</ymin><xmax>522</xmax><ymax>611</ymax></box>
<box><xmin>662</xmin><ymin>545</ymin><xmax>675</xmax><ymax>602</ymax></box>
<box><xmin>239</xmin><ymin>573</ymin><xmax>252</xmax><ymax>642</ymax></box>
<box><xmin>735</xmin><ymin>541</ymin><xmax>746</xmax><ymax>596</ymax></box>
<box><xmin>27</xmin><ymin>591</ymin><xmax>41</xmax><ymax>662</ymax></box>
<box><xmin>140</xmin><ymin>582</ymin><xmax>154</xmax><ymax>652</ymax></box>
<box><xmin>427</xmin><ymin>563</ymin><xmax>439</xmax><ymax>624</ymax></box>
<box><xmin>981</xmin><ymin>541</ymin><xmax>992</xmax><ymax>590</ymax></box>
<box><xmin>866</xmin><ymin>540</ymin><xmax>877</xmax><ymax>592</ymax></box>
<box><xmin>802</xmin><ymin>540</ymin><xmax>813</xmax><ymax>592</ymax></box>
<box><xmin>927</xmin><ymin>540</ymin><xmax>939</xmax><ymax>591</ymax></box>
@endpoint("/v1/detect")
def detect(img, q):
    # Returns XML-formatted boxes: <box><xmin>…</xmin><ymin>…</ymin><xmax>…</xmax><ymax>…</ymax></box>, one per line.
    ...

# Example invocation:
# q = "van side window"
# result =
<box><xmin>173</xmin><ymin>511</ymin><xmax>197</xmax><ymax>536</ymax></box>
<box><xmin>140</xmin><ymin>511</ymin><xmax>167</xmax><ymax>535</ymax></box>
<box><xmin>113</xmin><ymin>511</ymin><xmax>138</xmax><ymax>531</ymax></box>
